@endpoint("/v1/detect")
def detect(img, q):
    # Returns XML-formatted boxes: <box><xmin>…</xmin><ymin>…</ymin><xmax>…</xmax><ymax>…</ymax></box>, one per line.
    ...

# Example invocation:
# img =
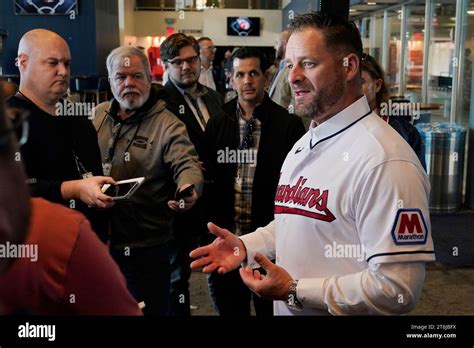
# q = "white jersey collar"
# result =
<box><xmin>309</xmin><ymin>95</ymin><xmax>371</xmax><ymax>148</ymax></box>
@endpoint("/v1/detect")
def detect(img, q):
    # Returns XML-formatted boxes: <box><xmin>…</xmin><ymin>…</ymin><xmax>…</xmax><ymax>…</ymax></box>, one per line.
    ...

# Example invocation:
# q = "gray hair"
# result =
<box><xmin>106</xmin><ymin>46</ymin><xmax>151</xmax><ymax>82</ymax></box>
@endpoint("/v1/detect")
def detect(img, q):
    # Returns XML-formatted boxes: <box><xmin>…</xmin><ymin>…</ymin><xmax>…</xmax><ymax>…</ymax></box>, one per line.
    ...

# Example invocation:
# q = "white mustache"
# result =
<box><xmin>123</xmin><ymin>90</ymin><xmax>140</xmax><ymax>95</ymax></box>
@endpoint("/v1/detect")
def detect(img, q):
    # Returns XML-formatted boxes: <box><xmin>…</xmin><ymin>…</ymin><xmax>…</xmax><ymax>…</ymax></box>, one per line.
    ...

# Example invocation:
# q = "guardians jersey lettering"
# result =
<box><xmin>274</xmin><ymin>176</ymin><xmax>335</xmax><ymax>222</ymax></box>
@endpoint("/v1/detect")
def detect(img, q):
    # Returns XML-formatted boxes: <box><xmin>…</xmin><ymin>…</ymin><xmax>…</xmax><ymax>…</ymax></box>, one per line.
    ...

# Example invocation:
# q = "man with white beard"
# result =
<box><xmin>93</xmin><ymin>46</ymin><xmax>203</xmax><ymax>316</ymax></box>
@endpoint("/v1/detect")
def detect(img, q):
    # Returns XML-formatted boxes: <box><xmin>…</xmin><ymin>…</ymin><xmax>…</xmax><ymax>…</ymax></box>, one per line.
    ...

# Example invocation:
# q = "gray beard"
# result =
<box><xmin>119</xmin><ymin>99</ymin><xmax>142</xmax><ymax>110</ymax></box>
<box><xmin>295</xmin><ymin>73</ymin><xmax>345</xmax><ymax>121</ymax></box>
<box><xmin>117</xmin><ymin>93</ymin><xmax>149</xmax><ymax>111</ymax></box>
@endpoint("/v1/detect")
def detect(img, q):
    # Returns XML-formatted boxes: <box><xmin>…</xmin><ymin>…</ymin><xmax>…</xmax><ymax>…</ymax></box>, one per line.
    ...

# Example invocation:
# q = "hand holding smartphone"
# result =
<box><xmin>175</xmin><ymin>184</ymin><xmax>195</xmax><ymax>200</ymax></box>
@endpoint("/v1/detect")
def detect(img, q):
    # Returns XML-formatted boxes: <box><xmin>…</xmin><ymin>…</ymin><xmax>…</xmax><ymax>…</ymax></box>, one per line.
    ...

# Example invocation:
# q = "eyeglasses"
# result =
<box><xmin>203</xmin><ymin>46</ymin><xmax>217</xmax><ymax>53</ymax></box>
<box><xmin>166</xmin><ymin>55</ymin><xmax>200</xmax><ymax>68</ymax></box>
<box><xmin>0</xmin><ymin>109</ymin><xmax>29</xmax><ymax>149</ymax></box>
<box><xmin>239</xmin><ymin>119</ymin><xmax>255</xmax><ymax>150</ymax></box>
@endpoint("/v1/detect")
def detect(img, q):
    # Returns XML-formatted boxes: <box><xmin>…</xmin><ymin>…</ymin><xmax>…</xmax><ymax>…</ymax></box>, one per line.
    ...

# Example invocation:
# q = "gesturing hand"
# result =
<box><xmin>239</xmin><ymin>252</ymin><xmax>294</xmax><ymax>301</ymax></box>
<box><xmin>190</xmin><ymin>222</ymin><xmax>247</xmax><ymax>274</ymax></box>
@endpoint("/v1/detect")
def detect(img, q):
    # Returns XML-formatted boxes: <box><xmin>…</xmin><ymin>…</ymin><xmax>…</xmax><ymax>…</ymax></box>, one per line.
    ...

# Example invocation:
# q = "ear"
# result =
<box><xmin>264</xmin><ymin>69</ymin><xmax>270</xmax><ymax>85</ymax></box>
<box><xmin>342</xmin><ymin>53</ymin><xmax>360</xmax><ymax>82</ymax></box>
<box><xmin>374</xmin><ymin>78</ymin><xmax>383</xmax><ymax>93</ymax></box>
<box><xmin>18</xmin><ymin>53</ymin><xmax>28</xmax><ymax>72</ymax></box>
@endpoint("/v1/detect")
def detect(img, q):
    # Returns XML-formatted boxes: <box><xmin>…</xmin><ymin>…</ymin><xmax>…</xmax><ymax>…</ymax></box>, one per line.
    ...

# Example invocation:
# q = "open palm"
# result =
<box><xmin>190</xmin><ymin>222</ymin><xmax>247</xmax><ymax>274</ymax></box>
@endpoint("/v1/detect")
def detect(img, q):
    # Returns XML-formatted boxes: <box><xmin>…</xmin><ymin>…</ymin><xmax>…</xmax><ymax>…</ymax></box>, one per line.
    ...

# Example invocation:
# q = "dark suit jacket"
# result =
<box><xmin>164</xmin><ymin>81</ymin><xmax>224</xmax><ymax>240</ymax></box>
<box><xmin>205</xmin><ymin>94</ymin><xmax>306</xmax><ymax>232</ymax></box>
<box><xmin>164</xmin><ymin>81</ymin><xmax>224</xmax><ymax>162</ymax></box>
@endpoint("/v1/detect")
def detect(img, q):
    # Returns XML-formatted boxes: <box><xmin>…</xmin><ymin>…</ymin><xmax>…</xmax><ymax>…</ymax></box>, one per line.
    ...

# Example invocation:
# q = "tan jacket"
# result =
<box><xmin>93</xmin><ymin>85</ymin><xmax>203</xmax><ymax>248</ymax></box>
<box><xmin>269</xmin><ymin>66</ymin><xmax>294</xmax><ymax>109</ymax></box>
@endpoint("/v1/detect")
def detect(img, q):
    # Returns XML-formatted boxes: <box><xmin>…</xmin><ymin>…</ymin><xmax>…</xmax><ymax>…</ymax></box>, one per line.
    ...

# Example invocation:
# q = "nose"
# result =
<box><xmin>57</xmin><ymin>62</ymin><xmax>69</xmax><ymax>77</ymax></box>
<box><xmin>124</xmin><ymin>75</ymin><xmax>136</xmax><ymax>87</ymax></box>
<box><xmin>243</xmin><ymin>74</ymin><xmax>251</xmax><ymax>85</ymax></box>
<box><xmin>182</xmin><ymin>60</ymin><xmax>192</xmax><ymax>71</ymax></box>
<box><xmin>288</xmin><ymin>64</ymin><xmax>304</xmax><ymax>86</ymax></box>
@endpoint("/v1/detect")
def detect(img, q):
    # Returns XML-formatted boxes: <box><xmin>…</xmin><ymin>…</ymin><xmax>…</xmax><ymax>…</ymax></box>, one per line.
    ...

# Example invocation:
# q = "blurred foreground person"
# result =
<box><xmin>0</xmin><ymin>94</ymin><xmax>141</xmax><ymax>315</ymax></box>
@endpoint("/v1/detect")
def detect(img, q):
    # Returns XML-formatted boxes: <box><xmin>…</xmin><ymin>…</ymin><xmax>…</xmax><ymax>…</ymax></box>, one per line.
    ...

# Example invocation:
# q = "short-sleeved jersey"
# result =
<box><xmin>273</xmin><ymin>96</ymin><xmax>435</xmax><ymax>315</ymax></box>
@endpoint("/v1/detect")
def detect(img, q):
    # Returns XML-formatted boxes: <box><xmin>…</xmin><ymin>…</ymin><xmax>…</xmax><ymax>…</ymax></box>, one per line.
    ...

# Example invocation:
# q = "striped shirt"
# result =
<box><xmin>234</xmin><ymin>103</ymin><xmax>261</xmax><ymax>235</ymax></box>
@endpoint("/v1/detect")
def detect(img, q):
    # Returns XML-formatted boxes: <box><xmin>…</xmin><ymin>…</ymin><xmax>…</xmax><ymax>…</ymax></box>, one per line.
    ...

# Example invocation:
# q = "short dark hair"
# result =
<box><xmin>160</xmin><ymin>33</ymin><xmax>200</xmax><ymax>62</ymax></box>
<box><xmin>288</xmin><ymin>12</ymin><xmax>363</xmax><ymax>59</ymax></box>
<box><xmin>197</xmin><ymin>37</ymin><xmax>212</xmax><ymax>45</ymax></box>
<box><xmin>231</xmin><ymin>47</ymin><xmax>269</xmax><ymax>74</ymax></box>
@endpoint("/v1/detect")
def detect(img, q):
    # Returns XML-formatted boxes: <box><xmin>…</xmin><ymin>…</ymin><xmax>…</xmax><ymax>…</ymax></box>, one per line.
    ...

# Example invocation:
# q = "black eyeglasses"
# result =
<box><xmin>202</xmin><ymin>46</ymin><xmax>216</xmax><ymax>52</ymax></box>
<box><xmin>239</xmin><ymin>119</ymin><xmax>255</xmax><ymax>150</ymax></box>
<box><xmin>166</xmin><ymin>55</ymin><xmax>199</xmax><ymax>68</ymax></box>
<box><xmin>0</xmin><ymin>109</ymin><xmax>29</xmax><ymax>149</ymax></box>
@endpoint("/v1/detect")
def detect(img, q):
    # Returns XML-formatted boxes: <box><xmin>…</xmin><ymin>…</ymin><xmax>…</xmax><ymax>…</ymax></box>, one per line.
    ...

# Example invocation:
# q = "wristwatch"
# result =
<box><xmin>287</xmin><ymin>280</ymin><xmax>303</xmax><ymax>311</ymax></box>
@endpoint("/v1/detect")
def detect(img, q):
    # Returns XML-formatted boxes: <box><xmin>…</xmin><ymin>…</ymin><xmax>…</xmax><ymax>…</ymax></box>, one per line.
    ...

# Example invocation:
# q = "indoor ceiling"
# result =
<box><xmin>349</xmin><ymin>0</ymin><xmax>457</xmax><ymax>20</ymax></box>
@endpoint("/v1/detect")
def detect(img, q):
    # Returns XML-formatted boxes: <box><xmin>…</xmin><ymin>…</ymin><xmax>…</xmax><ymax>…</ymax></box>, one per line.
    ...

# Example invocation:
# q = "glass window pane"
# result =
<box><xmin>459</xmin><ymin>0</ymin><xmax>474</xmax><ymax>128</ymax></box>
<box><xmin>386</xmin><ymin>8</ymin><xmax>402</xmax><ymax>96</ymax></box>
<box><xmin>428</xmin><ymin>0</ymin><xmax>457</xmax><ymax>122</ymax></box>
<box><xmin>367</xmin><ymin>13</ymin><xmax>385</xmax><ymax>64</ymax></box>
<box><xmin>405</xmin><ymin>4</ymin><xmax>425</xmax><ymax>103</ymax></box>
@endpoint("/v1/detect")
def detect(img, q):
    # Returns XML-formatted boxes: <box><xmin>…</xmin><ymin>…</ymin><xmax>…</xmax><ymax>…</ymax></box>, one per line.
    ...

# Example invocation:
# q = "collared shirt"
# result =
<box><xmin>234</xmin><ymin>102</ymin><xmax>261</xmax><ymax>236</ymax></box>
<box><xmin>268</xmin><ymin>60</ymin><xmax>286</xmax><ymax>96</ymax></box>
<box><xmin>241</xmin><ymin>95</ymin><xmax>434</xmax><ymax>315</ymax></box>
<box><xmin>162</xmin><ymin>70</ymin><xmax>169</xmax><ymax>85</ymax></box>
<box><xmin>198</xmin><ymin>64</ymin><xmax>216</xmax><ymax>91</ymax></box>
<box><xmin>172</xmin><ymin>81</ymin><xmax>211</xmax><ymax>130</ymax></box>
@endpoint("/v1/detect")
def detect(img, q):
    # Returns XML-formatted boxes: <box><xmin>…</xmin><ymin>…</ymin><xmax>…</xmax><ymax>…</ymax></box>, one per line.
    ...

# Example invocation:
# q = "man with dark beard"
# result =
<box><xmin>191</xmin><ymin>12</ymin><xmax>435</xmax><ymax>316</ymax></box>
<box><xmin>93</xmin><ymin>46</ymin><xmax>203</xmax><ymax>316</ymax></box>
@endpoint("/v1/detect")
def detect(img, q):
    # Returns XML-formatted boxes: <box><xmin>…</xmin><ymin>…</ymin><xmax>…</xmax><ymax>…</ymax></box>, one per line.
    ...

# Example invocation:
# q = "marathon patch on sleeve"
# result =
<box><xmin>391</xmin><ymin>209</ymin><xmax>429</xmax><ymax>245</ymax></box>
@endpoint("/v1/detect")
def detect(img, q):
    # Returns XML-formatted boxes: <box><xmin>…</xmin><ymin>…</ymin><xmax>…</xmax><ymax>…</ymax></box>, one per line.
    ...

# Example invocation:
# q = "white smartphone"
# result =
<box><xmin>101</xmin><ymin>177</ymin><xmax>145</xmax><ymax>201</ymax></box>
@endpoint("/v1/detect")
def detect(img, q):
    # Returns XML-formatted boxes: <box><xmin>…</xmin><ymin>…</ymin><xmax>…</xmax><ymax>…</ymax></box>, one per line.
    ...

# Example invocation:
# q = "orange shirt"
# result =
<box><xmin>0</xmin><ymin>198</ymin><xmax>141</xmax><ymax>315</ymax></box>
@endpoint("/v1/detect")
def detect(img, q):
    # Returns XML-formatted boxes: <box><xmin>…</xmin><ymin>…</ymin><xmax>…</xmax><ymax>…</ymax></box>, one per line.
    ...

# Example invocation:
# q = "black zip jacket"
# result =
<box><xmin>204</xmin><ymin>94</ymin><xmax>306</xmax><ymax>232</ymax></box>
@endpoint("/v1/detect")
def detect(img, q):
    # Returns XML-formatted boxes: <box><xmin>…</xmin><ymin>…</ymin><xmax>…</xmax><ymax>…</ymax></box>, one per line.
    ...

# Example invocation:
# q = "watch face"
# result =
<box><xmin>288</xmin><ymin>293</ymin><xmax>297</xmax><ymax>306</ymax></box>
<box><xmin>287</xmin><ymin>281</ymin><xmax>303</xmax><ymax>310</ymax></box>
